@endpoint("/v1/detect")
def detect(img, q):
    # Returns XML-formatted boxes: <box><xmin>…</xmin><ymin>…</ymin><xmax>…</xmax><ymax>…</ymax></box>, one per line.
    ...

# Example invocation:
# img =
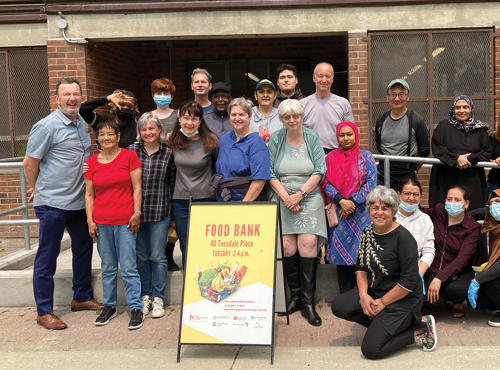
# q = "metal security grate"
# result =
<box><xmin>368</xmin><ymin>29</ymin><xmax>493</xmax><ymax>153</ymax></box>
<box><xmin>0</xmin><ymin>48</ymin><xmax>50</xmax><ymax>159</ymax></box>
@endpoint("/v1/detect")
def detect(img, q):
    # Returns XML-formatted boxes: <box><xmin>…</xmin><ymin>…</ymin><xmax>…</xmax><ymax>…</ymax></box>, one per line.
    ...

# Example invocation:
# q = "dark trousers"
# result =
<box><xmin>331</xmin><ymin>287</ymin><xmax>416</xmax><ymax>360</ymax></box>
<box><xmin>34</xmin><ymin>206</ymin><xmax>94</xmax><ymax>316</ymax></box>
<box><xmin>423</xmin><ymin>270</ymin><xmax>475</xmax><ymax>309</ymax></box>
<box><xmin>474</xmin><ymin>276</ymin><xmax>500</xmax><ymax>310</ymax></box>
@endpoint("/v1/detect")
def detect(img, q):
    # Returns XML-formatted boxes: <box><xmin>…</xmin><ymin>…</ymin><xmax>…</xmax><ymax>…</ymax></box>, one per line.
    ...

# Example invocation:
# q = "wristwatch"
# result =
<box><xmin>298</xmin><ymin>189</ymin><xmax>308</xmax><ymax>198</ymax></box>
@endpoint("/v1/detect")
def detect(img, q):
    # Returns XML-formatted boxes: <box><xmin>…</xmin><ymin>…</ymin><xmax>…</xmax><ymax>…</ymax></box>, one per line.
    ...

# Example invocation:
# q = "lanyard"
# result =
<box><xmin>438</xmin><ymin>224</ymin><xmax>449</xmax><ymax>271</ymax></box>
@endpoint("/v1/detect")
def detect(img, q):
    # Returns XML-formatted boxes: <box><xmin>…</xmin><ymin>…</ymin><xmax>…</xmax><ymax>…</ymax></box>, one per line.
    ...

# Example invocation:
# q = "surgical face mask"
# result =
<box><xmin>154</xmin><ymin>95</ymin><xmax>171</xmax><ymax>108</ymax></box>
<box><xmin>180</xmin><ymin>128</ymin><xmax>199</xmax><ymax>138</ymax></box>
<box><xmin>116</xmin><ymin>108</ymin><xmax>134</xmax><ymax>121</ymax></box>
<box><xmin>400</xmin><ymin>200</ymin><xmax>419</xmax><ymax>214</ymax></box>
<box><xmin>489</xmin><ymin>202</ymin><xmax>500</xmax><ymax>221</ymax></box>
<box><xmin>445</xmin><ymin>202</ymin><xmax>465</xmax><ymax>217</ymax></box>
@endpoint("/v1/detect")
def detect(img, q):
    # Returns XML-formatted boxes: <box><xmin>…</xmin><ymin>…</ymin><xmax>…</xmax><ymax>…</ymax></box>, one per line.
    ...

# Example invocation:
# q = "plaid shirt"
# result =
<box><xmin>127</xmin><ymin>142</ymin><xmax>176</xmax><ymax>223</ymax></box>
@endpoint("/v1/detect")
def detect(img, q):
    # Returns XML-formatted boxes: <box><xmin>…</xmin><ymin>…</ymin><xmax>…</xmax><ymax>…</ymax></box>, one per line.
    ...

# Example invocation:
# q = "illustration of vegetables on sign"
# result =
<box><xmin>196</xmin><ymin>261</ymin><xmax>248</xmax><ymax>303</ymax></box>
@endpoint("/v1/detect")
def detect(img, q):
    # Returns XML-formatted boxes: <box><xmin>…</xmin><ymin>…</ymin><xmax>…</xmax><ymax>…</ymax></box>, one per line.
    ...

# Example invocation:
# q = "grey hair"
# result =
<box><xmin>191</xmin><ymin>68</ymin><xmax>212</xmax><ymax>83</ymax></box>
<box><xmin>227</xmin><ymin>97</ymin><xmax>254</xmax><ymax>116</ymax></box>
<box><xmin>278</xmin><ymin>99</ymin><xmax>304</xmax><ymax>121</ymax></box>
<box><xmin>313</xmin><ymin>62</ymin><xmax>334</xmax><ymax>77</ymax></box>
<box><xmin>136</xmin><ymin>112</ymin><xmax>166</xmax><ymax>143</ymax></box>
<box><xmin>366</xmin><ymin>186</ymin><xmax>399</xmax><ymax>221</ymax></box>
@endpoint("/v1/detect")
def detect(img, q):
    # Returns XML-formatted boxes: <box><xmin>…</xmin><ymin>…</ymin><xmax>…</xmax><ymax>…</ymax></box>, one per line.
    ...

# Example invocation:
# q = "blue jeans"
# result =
<box><xmin>96</xmin><ymin>224</ymin><xmax>142</xmax><ymax>310</ymax></box>
<box><xmin>136</xmin><ymin>216</ymin><xmax>170</xmax><ymax>300</ymax></box>
<box><xmin>487</xmin><ymin>181</ymin><xmax>499</xmax><ymax>199</ymax></box>
<box><xmin>173</xmin><ymin>198</ymin><xmax>215</xmax><ymax>268</ymax></box>
<box><xmin>34</xmin><ymin>206</ymin><xmax>94</xmax><ymax>316</ymax></box>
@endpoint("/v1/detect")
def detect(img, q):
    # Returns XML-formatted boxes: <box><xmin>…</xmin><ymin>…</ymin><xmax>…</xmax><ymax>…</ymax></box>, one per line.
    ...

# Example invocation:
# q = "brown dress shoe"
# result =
<box><xmin>71</xmin><ymin>298</ymin><xmax>104</xmax><ymax>312</ymax></box>
<box><xmin>37</xmin><ymin>313</ymin><xmax>67</xmax><ymax>330</ymax></box>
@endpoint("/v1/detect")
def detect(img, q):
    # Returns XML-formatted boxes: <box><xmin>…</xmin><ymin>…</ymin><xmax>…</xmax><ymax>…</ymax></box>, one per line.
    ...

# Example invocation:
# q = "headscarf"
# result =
<box><xmin>481</xmin><ymin>189</ymin><xmax>500</xmax><ymax>271</ymax></box>
<box><xmin>322</xmin><ymin>121</ymin><xmax>365</xmax><ymax>201</ymax></box>
<box><xmin>449</xmin><ymin>95</ymin><xmax>486</xmax><ymax>133</ymax></box>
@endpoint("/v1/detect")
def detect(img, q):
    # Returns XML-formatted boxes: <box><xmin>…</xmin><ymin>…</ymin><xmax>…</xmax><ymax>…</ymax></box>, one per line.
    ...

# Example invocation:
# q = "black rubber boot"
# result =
<box><xmin>300</xmin><ymin>257</ymin><xmax>322</xmax><ymax>326</ymax></box>
<box><xmin>280</xmin><ymin>253</ymin><xmax>301</xmax><ymax>315</ymax></box>
<box><xmin>166</xmin><ymin>242</ymin><xmax>180</xmax><ymax>272</ymax></box>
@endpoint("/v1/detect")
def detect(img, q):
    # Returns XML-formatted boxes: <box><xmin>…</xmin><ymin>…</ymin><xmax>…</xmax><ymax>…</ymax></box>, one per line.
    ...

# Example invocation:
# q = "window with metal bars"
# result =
<box><xmin>368</xmin><ymin>29</ymin><xmax>493</xmax><ymax>154</ymax></box>
<box><xmin>0</xmin><ymin>48</ymin><xmax>50</xmax><ymax>159</ymax></box>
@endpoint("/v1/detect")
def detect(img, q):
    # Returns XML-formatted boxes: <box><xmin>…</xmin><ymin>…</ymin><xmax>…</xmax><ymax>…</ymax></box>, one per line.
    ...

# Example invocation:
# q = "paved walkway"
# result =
<box><xmin>0</xmin><ymin>302</ymin><xmax>498</xmax><ymax>369</ymax></box>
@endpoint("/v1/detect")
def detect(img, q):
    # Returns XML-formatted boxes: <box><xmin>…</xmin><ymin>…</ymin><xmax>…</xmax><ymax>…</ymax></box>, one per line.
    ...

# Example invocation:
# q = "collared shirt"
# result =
<box><xmin>203</xmin><ymin>108</ymin><xmax>234</xmax><ymax>137</ymax></box>
<box><xmin>26</xmin><ymin>109</ymin><xmax>91</xmax><ymax>210</ymax></box>
<box><xmin>127</xmin><ymin>142</ymin><xmax>176</xmax><ymax>223</ymax></box>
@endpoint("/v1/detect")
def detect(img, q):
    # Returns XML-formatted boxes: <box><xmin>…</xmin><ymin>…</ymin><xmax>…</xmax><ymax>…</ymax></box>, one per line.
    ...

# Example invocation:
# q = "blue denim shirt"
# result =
<box><xmin>26</xmin><ymin>109</ymin><xmax>91</xmax><ymax>210</ymax></box>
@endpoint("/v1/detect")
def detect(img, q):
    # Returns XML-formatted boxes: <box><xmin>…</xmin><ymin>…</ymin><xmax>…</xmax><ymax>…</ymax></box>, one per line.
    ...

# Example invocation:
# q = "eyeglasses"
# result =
<box><xmin>282</xmin><ymin>114</ymin><xmax>301</xmax><ymax>122</ymax></box>
<box><xmin>402</xmin><ymin>191</ymin><xmax>421</xmax><ymax>199</ymax></box>
<box><xmin>180</xmin><ymin>116</ymin><xmax>200</xmax><ymax>123</ymax></box>
<box><xmin>387</xmin><ymin>93</ymin><xmax>408</xmax><ymax>100</ymax></box>
<box><xmin>213</xmin><ymin>94</ymin><xmax>231</xmax><ymax>100</ymax></box>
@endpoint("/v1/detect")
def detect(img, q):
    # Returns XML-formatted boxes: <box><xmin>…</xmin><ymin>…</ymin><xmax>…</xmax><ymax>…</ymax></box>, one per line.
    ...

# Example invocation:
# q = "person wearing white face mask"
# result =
<box><xmin>421</xmin><ymin>186</ymin><xmax>481</xmax><ymax>318</ymax></box>
<box><xmin>396</xmin><ymin>178</ymin><xmax>435</xmax><ymax>296</ymax></box>
<box><xmin>466</xmin><ymin>189</ymin><xmax>500</xmax><ymax>327</ymax></box>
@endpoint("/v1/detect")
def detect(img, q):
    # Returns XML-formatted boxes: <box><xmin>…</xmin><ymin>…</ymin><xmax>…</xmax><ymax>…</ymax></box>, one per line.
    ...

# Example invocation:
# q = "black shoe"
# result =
<box><xmin>166</xmin><ymin>242</ymin><xmax>180</xmax><ymax>271</ymax></box>
<box><xmin>95</xmin><ymin>306</ymin><xmax>117</xmax><ymax>326</ymax></box>
<box><xmin>299</xmin><ymin>257</ymin><xmax>322</xmax><ymax>326</ymax></box>
<box><xmin>128</xmin><ymin>309</ymin><xmax>144</xmax><ymax>330</ymax></box>
<box><xmin>488</xmin><ymin>313</ymin><xmax>500</xmax><ymax>327</ymax></box>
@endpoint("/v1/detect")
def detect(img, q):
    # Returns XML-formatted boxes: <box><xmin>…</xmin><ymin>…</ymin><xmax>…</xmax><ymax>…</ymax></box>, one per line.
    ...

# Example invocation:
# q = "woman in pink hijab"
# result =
<box><xmin>322</xmin><ymin>121</ymin><xmax>377</xmax><ymax>294</ymax></box>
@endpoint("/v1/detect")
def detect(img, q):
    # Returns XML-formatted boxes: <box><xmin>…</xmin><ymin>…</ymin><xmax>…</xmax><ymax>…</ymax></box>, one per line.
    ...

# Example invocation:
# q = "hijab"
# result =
<box><xmin>322</xmin><ymin>121</ymin><xmax>365</xmax><ymax>200</ymax></box>
<box><xmin>449</xmin><ymin>95</ymin><xmax>486</xmax><ymax>133</ymax></box>
<box><xmin>481</xmin><ymin>189</ymin><xmax>500</xmax><ymax>271</ymax></box>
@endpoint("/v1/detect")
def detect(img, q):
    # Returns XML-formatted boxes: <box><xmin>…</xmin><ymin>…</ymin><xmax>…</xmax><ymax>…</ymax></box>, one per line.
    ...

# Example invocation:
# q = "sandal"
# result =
<box><xmin>452</xmin><ymin>303</ymin><xmax>465</xmax><ymax>318</ymax></box>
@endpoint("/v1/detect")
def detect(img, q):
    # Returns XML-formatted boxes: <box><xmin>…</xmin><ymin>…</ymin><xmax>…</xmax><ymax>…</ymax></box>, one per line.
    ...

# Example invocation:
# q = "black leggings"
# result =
<box><xmin>423</xmin><ymin>270</ymin><xmax>475</xmax><ymax>308</ymax></box>
<box><xmin>331</xmin><ymin>287</ymin><xmax>416</xmax><ymax>360</ymax></box>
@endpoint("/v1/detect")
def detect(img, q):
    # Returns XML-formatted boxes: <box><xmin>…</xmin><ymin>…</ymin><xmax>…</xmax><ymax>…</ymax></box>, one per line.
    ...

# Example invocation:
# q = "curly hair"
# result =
<box><xmin>108</xmin><ymin>89</ymin><xmax>140</xmax><ymax>116</ymax></box>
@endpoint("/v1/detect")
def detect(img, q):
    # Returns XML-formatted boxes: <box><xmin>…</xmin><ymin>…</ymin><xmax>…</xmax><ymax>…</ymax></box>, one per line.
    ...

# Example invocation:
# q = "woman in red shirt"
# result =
<box><xmin>84</xmin><ymin>120</ymin><xmax>144</xmax><ymax>330</ymax></box>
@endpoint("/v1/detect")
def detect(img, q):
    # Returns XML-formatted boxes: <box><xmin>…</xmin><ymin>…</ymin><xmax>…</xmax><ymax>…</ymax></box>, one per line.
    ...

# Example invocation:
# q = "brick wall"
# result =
<box><xmin>495</xmin><ymin>27</ymin><xmax>500</xmax><ymax>131</ymax></box>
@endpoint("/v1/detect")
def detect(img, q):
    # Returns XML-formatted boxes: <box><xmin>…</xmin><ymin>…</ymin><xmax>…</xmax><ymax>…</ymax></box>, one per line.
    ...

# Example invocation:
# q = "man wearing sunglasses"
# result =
<box><xmin>375</xmin><ymin>79</ymin><xmax>430</xmax><ymax>190</ymax></box>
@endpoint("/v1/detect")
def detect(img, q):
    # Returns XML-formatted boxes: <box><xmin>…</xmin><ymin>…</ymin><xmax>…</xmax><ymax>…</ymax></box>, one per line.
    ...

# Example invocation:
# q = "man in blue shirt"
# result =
<box><xmin>23</xmin><ymin>77</ymin><xmax>103</xmax><ymax>330</ymax></box>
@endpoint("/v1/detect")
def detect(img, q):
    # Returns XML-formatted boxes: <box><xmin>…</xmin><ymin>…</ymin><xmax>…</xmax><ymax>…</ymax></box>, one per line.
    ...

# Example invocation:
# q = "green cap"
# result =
<box><xmin>387</xmin><ymin>78</ymin><xmax>410</xmax><ymax>92</ymax></box>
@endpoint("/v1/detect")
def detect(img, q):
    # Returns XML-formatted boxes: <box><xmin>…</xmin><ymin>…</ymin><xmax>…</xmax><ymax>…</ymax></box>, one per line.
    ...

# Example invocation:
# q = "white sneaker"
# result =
<box><xmin>141</xmin><ymin>295</ymin><xmax>152</xmax><ymax>316</ymax></box>
<box><xmin>151</xmin><ymin>297</ymin><xmax>165</xmax><ymax>318</ymax></box>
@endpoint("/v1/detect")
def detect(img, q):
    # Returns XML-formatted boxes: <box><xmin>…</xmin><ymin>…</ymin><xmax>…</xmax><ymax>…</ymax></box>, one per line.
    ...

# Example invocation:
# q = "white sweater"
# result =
<box><xmin>396</xmin><ymin>209</ymin><xmax>435</xmax><ymax>268</ymax></box>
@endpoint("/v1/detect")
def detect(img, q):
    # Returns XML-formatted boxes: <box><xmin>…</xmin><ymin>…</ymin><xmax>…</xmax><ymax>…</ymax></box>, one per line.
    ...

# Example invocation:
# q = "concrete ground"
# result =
<box><xmin>0</xmin><ymin>238</ymin><xmax>38</xmax><ymax>259</ymax></box>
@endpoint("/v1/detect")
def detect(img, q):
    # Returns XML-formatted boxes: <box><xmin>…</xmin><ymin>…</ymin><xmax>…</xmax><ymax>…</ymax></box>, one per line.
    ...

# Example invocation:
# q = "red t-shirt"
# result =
<box><xmin>84</xmin><ymin>149</ymin><xmax>141</xmax><ymax>225</ymax></box>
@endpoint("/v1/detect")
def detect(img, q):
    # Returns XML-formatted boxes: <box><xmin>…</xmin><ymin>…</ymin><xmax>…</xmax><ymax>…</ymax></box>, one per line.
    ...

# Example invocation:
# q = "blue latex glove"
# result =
<box><xmin>468</xmin><ymin>280</ymin><xmax>480</xmax><ymax>309</ymax></box>
<box><xmin>419</xmin><ymin>273</ymin><xmax>425</xmax><ymax>295</ymax></box>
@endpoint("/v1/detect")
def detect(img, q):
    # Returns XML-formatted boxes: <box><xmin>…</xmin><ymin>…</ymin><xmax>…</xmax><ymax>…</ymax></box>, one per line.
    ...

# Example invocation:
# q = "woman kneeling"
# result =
<box><xmin>331</xmin><ymin>186</ymin><xmax>437</xmax><ymax>359</ymax></box>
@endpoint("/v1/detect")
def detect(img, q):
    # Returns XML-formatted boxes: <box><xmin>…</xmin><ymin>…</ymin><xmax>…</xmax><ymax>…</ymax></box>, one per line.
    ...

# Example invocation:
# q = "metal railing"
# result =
<box><xmin>372</xmin><ymin>154</ymin><xmax>500</xmax><ymax>189</ymax></box>
<box><xmin>0</xmin><ymin>159</ymin><xmax>36</xmax><ymax>250</ymax></box>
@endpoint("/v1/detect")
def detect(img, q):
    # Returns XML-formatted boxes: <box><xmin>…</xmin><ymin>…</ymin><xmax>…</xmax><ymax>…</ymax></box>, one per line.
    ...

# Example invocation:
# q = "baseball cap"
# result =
<box><xmin>211</xmin><ymin>82</ymin><xmax>232</xmax><ymax>94</ymax></box>
<box><xmin>387</xmin><ymin>78</ymin><xmax>410</xmax><ymax>92</ymax></box>
<box><xmin>255</xmin><ymin>79</ymin><xmax>276</xmax><ymax>92</ymax></box>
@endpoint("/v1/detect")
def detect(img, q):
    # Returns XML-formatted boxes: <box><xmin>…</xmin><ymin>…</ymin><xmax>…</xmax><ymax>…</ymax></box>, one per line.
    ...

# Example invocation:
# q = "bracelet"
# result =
<box><xmin>359</xmin><ymin>293</ymin><xmax>367</xmax><ymax>303</ymax></box>
<box><xmin>380</xmin><ymin>297</ymin><xmax>387</xmax><ymax>306</ymax></box>
<box><xmin>134</xmin><ymin>211</ymin><xmax>142</xmax><ymax>215</ymax></box>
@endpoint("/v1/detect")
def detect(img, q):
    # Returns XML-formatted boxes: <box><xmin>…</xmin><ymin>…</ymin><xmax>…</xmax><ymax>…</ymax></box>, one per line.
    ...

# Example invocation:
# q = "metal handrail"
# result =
<box><xmin>0</xmin><ymin>160</ymin><xmax>35</xmax><ymax>250</ymax></box>
<box><xmin>372</xmin><ymin>154</ymin><xmax>499</xmax><ymax>188</ymax></box>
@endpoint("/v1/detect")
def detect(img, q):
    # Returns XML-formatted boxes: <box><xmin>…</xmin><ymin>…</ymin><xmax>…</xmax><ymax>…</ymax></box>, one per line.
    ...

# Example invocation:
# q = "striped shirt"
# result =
<box><xmin>127</xmin><ymin>142</ymin><xmax>176</xmax><ymax>223</ymax></box>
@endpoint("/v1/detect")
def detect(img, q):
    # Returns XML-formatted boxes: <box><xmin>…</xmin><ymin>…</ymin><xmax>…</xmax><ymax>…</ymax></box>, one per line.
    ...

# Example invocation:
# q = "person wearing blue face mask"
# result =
<box><xmin>466</xmin><ymin>189</ymin><xmax>500</xmax><ymax>327</ymax></box>
<box><xmin>421</xmin><ymin>186</ymin><xmax>481</xmax><ymax>318</ymax></box>
<box><xmin>144</xmin><ymin>78</ymin><xmax>178</xmax><ymax>138</ymax></box>
<box><xmin>396</xmin><ymin>178</ymin><xmax>435</xmax><ymax>296</ymax></box>
<box><xmin>168</xmin><ymin>101</ymin><xmax>219</xmax><ymax>269</ymax></box>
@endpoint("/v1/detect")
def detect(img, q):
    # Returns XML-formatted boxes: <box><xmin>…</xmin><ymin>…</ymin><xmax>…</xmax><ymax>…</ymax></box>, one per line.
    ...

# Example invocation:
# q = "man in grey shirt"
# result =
<box><xmin>203</xmin><ymin>82</ymin><xmax>234</xmax><ymax>137</ymax></box>
<box><xmin>302</xmin><ymin>62</ymin><xmax>354</xmax><ymax>153</ymax></box>
<box><xmin>375</xmin><ymin>79</ymin><xmax>430</xmax><ymax>190</ymax></box>
<box><xmin>23</xmin><ymin>77</ymin><xmax>103</xmax><ymax>330</ymax></box>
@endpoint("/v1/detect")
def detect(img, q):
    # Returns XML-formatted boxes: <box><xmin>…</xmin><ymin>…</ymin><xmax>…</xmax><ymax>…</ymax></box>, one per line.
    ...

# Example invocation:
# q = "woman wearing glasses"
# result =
<box><xmin>168</xmin><ymin>101</ymin><xmax>219</xmax><ymax>268</ymax></box>
<box><xmin>268</xmin><ymin>99</ymin><xmax>327</xmax><ymax>326</ymax></box>
<box><xmin>429</xmin><ymin>95</ymin><xmax>492</xmax><ymax>211</ymax></box>
<box><xmin>396</xmin><ymin>178</ymin><xmax>435</xmax><ymax>295</ymax></box>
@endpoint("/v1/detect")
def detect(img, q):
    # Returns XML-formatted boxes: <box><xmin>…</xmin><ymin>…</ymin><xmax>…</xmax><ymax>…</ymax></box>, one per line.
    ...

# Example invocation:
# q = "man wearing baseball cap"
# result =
<box><xmin>249</xmin><ymin>79</ymin><xmax>283</xmax><ymax>143</ymax></box>
<box><xmin>375</xmin><ymin>78</ymin><xmax>430</xmax><ymax>190</ymax></box>
<box><xmin>204</xmin><ymin>82</ymin><xmax>234</xmax><ymax>137</ymax></box>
